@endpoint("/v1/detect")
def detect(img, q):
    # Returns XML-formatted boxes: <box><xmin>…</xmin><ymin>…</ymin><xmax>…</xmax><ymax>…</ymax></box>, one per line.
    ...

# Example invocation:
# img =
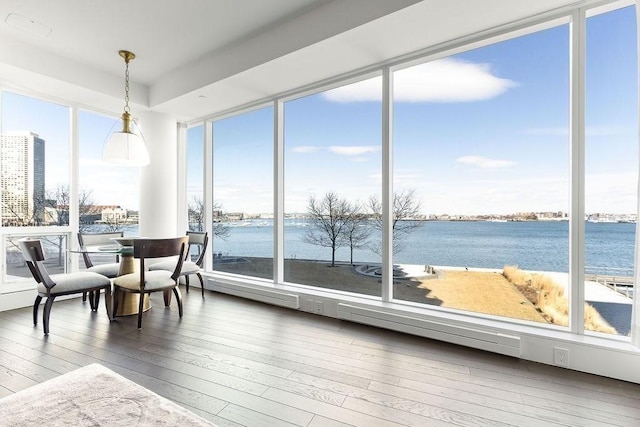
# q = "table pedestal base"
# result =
<box><xmin>114</xmin><ymin>291</ymin><xmax>151</xmax><ymax>317</ymax></box>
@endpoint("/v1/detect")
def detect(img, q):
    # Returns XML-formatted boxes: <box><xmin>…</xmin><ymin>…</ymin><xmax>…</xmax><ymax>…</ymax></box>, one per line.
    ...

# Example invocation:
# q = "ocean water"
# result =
<box><xmin>92</xmin><ymin>220</ymin><xmax>635</xmax><ymax>273</ymax></box>
<box><xmin>203</xmin><ymin>220</ymin><xmax>636</xmax><ymax>273</ymax></box>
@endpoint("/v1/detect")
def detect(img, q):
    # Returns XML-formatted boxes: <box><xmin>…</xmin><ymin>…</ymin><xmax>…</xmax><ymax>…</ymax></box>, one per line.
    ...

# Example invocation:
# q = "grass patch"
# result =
<box><xmin>503</xmin><ymin>265</ymin><xmax>617</xmax><ymax>334</ymax></box>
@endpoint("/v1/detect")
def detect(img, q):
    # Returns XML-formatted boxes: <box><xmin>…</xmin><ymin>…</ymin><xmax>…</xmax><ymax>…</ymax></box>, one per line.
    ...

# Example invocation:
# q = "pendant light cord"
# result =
<box><xmin>124</xmin><ymin>57</ymin><xmax>130</xmax><ymax>114</ymax></box>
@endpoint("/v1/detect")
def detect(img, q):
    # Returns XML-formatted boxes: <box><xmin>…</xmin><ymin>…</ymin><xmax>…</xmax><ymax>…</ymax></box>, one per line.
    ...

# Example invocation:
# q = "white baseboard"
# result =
<box><xmin>337</xmin><ymin>303</ymin><xmax>521</xmax><ymax>357</ymax></box>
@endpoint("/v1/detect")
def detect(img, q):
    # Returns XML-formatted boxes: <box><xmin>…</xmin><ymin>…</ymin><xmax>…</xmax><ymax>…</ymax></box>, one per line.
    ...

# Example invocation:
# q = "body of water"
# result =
<box><xmin>89</xmin><ymin>220</ymin><xmax>636</xmax><ymax>273</ymax></box>
<box><xmin>211</xmin><ymin>220</ymin><xmax>636</xmax><ymax>273</ymax></box>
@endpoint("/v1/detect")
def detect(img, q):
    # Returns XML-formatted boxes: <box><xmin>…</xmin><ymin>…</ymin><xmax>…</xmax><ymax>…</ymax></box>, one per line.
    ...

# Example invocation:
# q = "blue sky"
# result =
<box><xmin>202</xmin><ymin>6</ymin><xmax>638</xmax><ymax>215</ymax></box>
<box><xmin>3</xmin><ymin>6</ymin><xmax>637</xmax><ymax>215</ymax></box>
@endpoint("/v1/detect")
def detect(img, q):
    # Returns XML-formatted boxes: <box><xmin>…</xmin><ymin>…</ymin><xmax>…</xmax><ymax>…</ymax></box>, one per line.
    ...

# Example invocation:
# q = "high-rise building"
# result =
<box><xmin>1</xmin><ymin>132</ymin><xmax>45</xmax><ymax>226</ymax></box>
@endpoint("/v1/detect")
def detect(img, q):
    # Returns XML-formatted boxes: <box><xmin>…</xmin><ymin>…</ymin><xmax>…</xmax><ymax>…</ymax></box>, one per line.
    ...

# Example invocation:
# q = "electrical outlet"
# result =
<box><xmin>554</xmin><ymin>347</ymin><xmax>569</xmax><ymax>367</ymax></box>
<box><xmin>314</xmin><ymin>301</ymin><xmax>323</xmax><ymax>314</ymax></box>
<box><xmin>303</xmin><ymin>299</ymin><xmax>313</xmax><ymax>312</ymax></box>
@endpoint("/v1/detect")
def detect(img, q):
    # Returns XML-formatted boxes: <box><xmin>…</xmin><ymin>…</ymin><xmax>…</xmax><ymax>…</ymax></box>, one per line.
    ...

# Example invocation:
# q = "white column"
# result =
<box><xmin>138</xmin><ymin>111</ymin><xmax>178</xmax><ymax>238</ymax></box>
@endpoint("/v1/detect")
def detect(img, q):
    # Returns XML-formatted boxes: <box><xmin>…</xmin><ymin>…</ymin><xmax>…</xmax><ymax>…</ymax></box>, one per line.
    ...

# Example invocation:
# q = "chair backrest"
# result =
<box><xmin>186</xmin><ymin>231</ymin><xmax>208</xmax><ymax>266</ymax></box>
<box><xmin>135</xmin><ymin>236</ymin><xmax>189</xmax><ymax>281</ymax></box>
<box><xmin>18</xmin><ymin>239</ymin><xmax>55</xmax><ymax>291</ymax></box>
<box><xmin>78</xmin><ymin>231</ymin><xmax>124</xmax><ymax>268</ymax></box>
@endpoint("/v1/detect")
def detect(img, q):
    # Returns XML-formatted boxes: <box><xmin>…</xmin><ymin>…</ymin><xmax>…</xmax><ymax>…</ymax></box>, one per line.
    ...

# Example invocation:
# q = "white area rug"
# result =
<box><xmin>0</xmin><ymin>363</ymin><xmax>216</xmax><ymax>426</ymax></box>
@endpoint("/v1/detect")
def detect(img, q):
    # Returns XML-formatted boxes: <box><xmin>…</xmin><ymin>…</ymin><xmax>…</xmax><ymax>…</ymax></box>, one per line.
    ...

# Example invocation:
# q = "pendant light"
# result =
<box><xmin>102</xmin><ymin>50</ymin><xmax>150</xmax><ymax>166</ymax></box>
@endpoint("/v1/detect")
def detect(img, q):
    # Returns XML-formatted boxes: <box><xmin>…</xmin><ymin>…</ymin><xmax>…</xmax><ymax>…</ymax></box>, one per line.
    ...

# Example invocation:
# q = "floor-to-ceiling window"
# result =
<box><xmin>391</xmin><ymin>24</ymin><xmax>573</xmax><ymax>326</ymax></box>
<box><xmin>584</xmin><ymin>5</ymin><xmax>638</xmax><ymax>336</ymax></box>
<box><xmin>1</xmin><ymin>91</ymin><xmax>71</xmax><ymax>282</ymax></box>
<box><xmin>283</xmin><ymin>76</ymin><xmax>383</xmax><ymax>294</ymax></box>
<box><xmin>211</xmin><ymin>106</ymin><xmax>274</xmax><ymax>280</ymax></box>
<box><xmin>197</xmin><ymin>1</ymin><xmax>636</xmax><ymax>344</ymax></box>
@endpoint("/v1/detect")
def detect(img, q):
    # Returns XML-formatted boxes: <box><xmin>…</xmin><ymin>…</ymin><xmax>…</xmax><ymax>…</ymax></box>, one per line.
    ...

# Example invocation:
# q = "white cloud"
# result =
<box><xmin>328</xmin><ymin>146</ymin><xmax>380</xmax><ymax>155</ymax></box>
<box><xmin>322</xmin><ymin>58</ymin><xmax>517</xmax><ymax>103</ymax></box>
<box><xmin>456</xmin><ymin>155</ymin><xmax>517</xmax><ymax>169</ymax></box>
<box><xmin>291</xmin><ymin>146</ymin><xmax>321</xmax><ymax>153</ymax></box>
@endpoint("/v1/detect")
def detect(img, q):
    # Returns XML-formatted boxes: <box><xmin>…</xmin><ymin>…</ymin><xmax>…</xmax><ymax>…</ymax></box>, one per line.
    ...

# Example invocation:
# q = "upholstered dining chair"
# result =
<box><xmin>77</xmin><ymin>231</ymin><xmax>123</xmax><ymax>303</ymax></box>
<box><xmin>112</xmin><ymin>236</ymin><xmax>188</xmax><ymax>329</ymax></box>
<box><xmin>149</xmin><ymin>231</ymin><xmax>208</xmax><ymax>297</ymax></box>
<box><xmin>19</xmin><ymin>239</ymin><xmax>113</xmax><ymax>335</ymax></box>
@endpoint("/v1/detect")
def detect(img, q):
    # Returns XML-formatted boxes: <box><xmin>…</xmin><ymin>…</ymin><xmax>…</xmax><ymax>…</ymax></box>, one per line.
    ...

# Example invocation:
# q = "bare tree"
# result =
<box><xmin>343</xmin><ymin>207</ymin><xmax>371</xmax><ymax>265</ymax></box>
<box><xmin>1</xmin><ymin>192</ymin><xmax>47</xmax><ymax>226</ymax></box>
<box><xmin>188</xmin><ymin>196</ymin><xmax>230</xmax><ymax>239</ymax></box>
<box><xmin>368</xmin><ymin>188</ymin><xmax>423</xmax><ymax>255</ymax></box>
<box><xmin>101</xmin><ymin>217</ymin><xmax>125</xmax><ymax>232</ymax></box>
<box><xmin>303</xmin><ymin>192</ymin><xmax>356</xmax><ymax>267</ymax></box>
<box><xmin>188</xmin><ymin>196</ymin><xmax>205</xmax><ymax>232</ymax></box>
<box><xmin>78</xmin><ymin>189</ymin><xmax>100</xmax><ymax>232</ymax></box>
<box><xmin>42</xmin><ymin>185</ymin><xmax>71</xmax><ymax>266</ymax></box>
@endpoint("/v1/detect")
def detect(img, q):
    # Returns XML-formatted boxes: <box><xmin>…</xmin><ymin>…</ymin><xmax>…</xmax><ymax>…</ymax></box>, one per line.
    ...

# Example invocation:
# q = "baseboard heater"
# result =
<box><xmin>337</xmin><ymin>303</ymin><xmax>521</xmax><ymax>357</ymax></box>
<box><xmin>209</xmin><ymin>280</ymin><xmax>300</xmax><ymax>309</ymax></box>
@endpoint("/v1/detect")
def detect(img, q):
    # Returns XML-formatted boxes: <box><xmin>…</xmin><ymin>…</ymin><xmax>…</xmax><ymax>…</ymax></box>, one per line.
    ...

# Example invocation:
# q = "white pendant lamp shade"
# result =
<box><xmin>102</xmin><ymin>50</ymin><xmax>150</xmax><ymax>167</ymax></box>
<box><xmin>103</xmin><ymin>128</ymin><xmax>150</xmax><ymax>166</ymax></box>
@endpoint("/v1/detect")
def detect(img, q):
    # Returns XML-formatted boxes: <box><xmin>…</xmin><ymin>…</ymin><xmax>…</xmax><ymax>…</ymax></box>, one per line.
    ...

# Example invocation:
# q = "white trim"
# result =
<box><xmin>570</xmin><ymin>10</ymin><xmax>587</xmax><ymax>334</ymax></box>
<box><xmin>203</xmin><ymin>121</ymin><xmax>213</xmax><ymax>271</ymax></box>
<box><xmin>176</xmin><ymin>122</ymin><xmax>188</xmax><ymax>233</ymax></box>
<box><xmin>633</xmin><ymin>0</ymin><xmax>640</xmax><ymax>348</ymax></box>
<box><xmin>381</xmin><ymin>66</ymin><xmax>393</xmax><ymax>302</ymax></box>
<box><xmin>274</xmin><ymin>100</ymin><xmax>284</xmax><ymax>284</ymax></box>
<box><xmin>69</xmin><ymin>106</ymin><xmax>79</xmax><ymax>272</ymax></box>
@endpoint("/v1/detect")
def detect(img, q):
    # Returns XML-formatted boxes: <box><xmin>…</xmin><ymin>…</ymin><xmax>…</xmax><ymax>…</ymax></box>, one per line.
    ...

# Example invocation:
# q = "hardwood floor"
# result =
<box><xmin>0</xmin><ymin>289</ymin><xmax>639</xmax><ymax>426</ymax></box>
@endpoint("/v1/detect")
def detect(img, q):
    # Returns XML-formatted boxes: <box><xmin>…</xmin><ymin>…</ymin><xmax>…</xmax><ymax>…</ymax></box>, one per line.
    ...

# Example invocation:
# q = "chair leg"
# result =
<box><xmin>112</xmin><ymin>287</ymin><xmax>120</xmax><ymax>319</ymax></box>
<box><xmin>88</xmin><ymin>290</ymin><xmax>95</xmax><ymax>310</ymax></box>
<box><xmin>43</xmin><ymin>296</ymin><xmax>55</xmax><ymax>335</ymax></box>
<box><xmin>197</xmin><ymin>273</ymin><xmax>204</xmax><ymax>298</ymax></box>
<box><xmin>82</xmin><ymin>291</ymin><xmax>87</xmax><ymax>302</ymax></box>
<box><xmin>184</xmin><ymin>275</ymin><xmax>190</xmax><ymax>293</ymax></box>
<box><xmin>93</xmin><ymin>290</ymin><xmax>101</xmax><ymax>312</ymax></box>
<box><xmin>104</xmin><ymin>287</ymin><xmax>113</xmax><ymax>321</ymax></box>
<box><xmin>172</xmin><ymin>286</ymin><xmax>183</xmax><ymax>318</ymax></box>
<box><xmin>33</xmin><ymin>295</ymin><xmax>42</xmax><ymax>325</ymax></box>
<box><xmin>137</xmin><ymin>293</ymin><xmax>145</xmax><ymax>329</ymax></box>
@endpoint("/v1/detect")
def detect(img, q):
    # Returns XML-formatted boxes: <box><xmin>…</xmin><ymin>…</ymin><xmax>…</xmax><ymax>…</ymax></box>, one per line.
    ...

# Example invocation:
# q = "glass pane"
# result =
<box><xmin>212</xmin><ymin>107</ymin><xmax>274</xmax><ymax>280</ymax></box>
<box><xmin>5</xmin><ymin>234</ymin><xmax>68</xmax><ymax>281</ymax></box>
<box><xmin>393</xmin><ymin>25</ymin><xmax>571</xmax><ymax>325</ymax></box>
<box><xmin>284</xmin><ymin>76</ymin><xmax>382</xmax><ymax>294</ymax></box>
<box><xmin>584</xmin><ymin>6</ymin><xmax>637</xmax><ymax>336</ymax></box>
<box><xmin>1</xmin><ymin>92</ymin><xmax>70</xmax><ymax>226</ymax></box>
<box><xmin>78</xmin><ymin>109</ymin><xmax>140</xmax><ymax>237</ymax></box>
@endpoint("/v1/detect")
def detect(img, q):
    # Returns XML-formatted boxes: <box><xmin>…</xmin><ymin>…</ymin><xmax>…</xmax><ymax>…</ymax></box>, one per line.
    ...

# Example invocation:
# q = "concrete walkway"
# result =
<box><xmin>542</xmin><ymin>271</ymin><xmax>632</xmax><ymax>336</ymax></box>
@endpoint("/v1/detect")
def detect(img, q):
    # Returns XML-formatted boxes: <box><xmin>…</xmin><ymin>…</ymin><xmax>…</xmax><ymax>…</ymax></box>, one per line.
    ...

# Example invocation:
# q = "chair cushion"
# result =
<box><xmin>113</xmin><ymin>270</ymin><xmax>176</xmax><ymax>291</ymax></box>
<box><xmin>42</xmin><ymin>272</ymin><xmax>111</xmax><ymax>295</ymax></box>
<box><xmin>88</xmin><ymin>263</ymin><xmax>120</xmax><ymax>278</ymax></box>
<box><xmin>149</xmin><ymin>260</ymin><xmax>200</xmax><ymax>275</ymax></box>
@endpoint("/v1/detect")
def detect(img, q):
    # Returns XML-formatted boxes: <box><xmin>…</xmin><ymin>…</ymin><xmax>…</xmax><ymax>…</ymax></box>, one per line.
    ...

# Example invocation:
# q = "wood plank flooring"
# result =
<box><xmin>0</xmin><ymin>288</ymin><xmax>639</xmax><ymax>426</ymax></box>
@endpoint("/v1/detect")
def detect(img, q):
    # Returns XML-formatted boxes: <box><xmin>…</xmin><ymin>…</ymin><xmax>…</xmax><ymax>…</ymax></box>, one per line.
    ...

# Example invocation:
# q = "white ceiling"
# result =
<box><xmin>0</xmin><ymin>0</ymin><xmax>593</xmax><ymax>122</ymax></box>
